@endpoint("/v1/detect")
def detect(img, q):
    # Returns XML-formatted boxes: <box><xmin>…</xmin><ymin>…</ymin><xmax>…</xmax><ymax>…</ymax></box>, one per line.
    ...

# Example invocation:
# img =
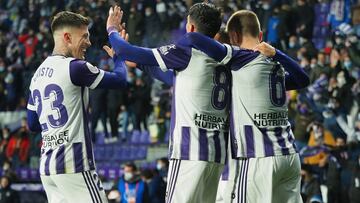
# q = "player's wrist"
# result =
<box><xmin>107</xmin><ymin>26</ymin><xmax>118</xmax><ymax>35</ymax></box>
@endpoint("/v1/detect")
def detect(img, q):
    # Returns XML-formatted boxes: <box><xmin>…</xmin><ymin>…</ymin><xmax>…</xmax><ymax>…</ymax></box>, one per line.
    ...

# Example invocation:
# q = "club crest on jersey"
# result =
<box><xmin>159</xmin><ymin>44</ymin><xmax>176</xmax><ymax>55</ymax></box>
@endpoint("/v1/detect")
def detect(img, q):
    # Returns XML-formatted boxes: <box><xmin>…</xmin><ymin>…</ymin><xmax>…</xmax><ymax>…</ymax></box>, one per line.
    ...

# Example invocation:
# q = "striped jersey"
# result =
<box><xmin>151</xmin><ymin>39</ymin><xmax>233</xmax><ymax>164</ymax></box>
<box><xmin>229</xmin><ymin>49</ymin><xmax>297</xmax><ymax>158</ymax></box>
<box><xmin>27</xmin><ymin>55</ymin><xmax>105</xmax><ymax>175</ymax></box>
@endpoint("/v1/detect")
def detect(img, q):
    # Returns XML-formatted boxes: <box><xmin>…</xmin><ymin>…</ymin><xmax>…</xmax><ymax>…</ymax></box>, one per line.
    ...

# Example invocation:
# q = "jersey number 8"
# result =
<box><xmin>211</xmin><ymin>66</ymin><xmax>230</xmax><ymax>110</ymax></box>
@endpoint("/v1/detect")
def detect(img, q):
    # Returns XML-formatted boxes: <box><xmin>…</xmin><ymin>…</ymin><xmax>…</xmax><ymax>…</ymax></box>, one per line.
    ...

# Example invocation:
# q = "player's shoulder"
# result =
<box><xmin>70</xmin><ymin>59</ymin><xmax>99</xmax><ymax>74</ymax></box>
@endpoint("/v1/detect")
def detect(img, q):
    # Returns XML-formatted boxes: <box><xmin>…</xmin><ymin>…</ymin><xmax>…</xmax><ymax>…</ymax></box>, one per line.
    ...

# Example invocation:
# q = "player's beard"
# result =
<box><xmin>65</xmin><ymin>48</ymin><xmax>73</xmax><ymax>58</ymax></box>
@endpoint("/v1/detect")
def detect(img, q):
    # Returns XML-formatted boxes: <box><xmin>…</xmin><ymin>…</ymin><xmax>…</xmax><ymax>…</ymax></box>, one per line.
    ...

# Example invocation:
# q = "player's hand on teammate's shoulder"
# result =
<box><xmin>254</xmin><ymin>42</ymin><xmax>276</xmax><ymax>57</ymax></box>
<box><xmin>107</xmin><ymin>5</ymin><xmax>124</xmax><ymax>33</ymax></box>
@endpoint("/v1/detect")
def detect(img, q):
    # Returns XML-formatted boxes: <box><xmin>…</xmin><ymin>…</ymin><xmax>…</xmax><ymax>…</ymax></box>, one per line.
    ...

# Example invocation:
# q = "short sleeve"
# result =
<box><xmin>220</xmin><ymin>44</ymin><xmax>233</xmax><ymax>65</ymax></box>
<box><xmin>151</xmin><ymin>43</ymin><xmax>192</xmax><ymax>72</ymax></box>
<box><xmin>27</xmin><ymin>94</ymin><xmax>36</xmax><ymax>111</ymax></box>
<box><xmin>69</xmin><ymin>59</ymin><xmax>105</xmax><ymax>89</ymax></box>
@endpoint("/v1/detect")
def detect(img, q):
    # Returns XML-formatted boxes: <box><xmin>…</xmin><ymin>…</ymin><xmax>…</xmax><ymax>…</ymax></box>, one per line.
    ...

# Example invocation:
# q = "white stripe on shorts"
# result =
<box><xmin>82</xmin><ymin>171</ymin><xmax>102</xmax><ymax>203</ymax></box>
<box><xmin>166</xmin><ymin>159</ymin><xmax>181</xmax><ymax>203</ymax></box>
<box><xmin>237</xmin><ymin>159</ymin><xmax>249</xmax><ymax>203</ymax></box>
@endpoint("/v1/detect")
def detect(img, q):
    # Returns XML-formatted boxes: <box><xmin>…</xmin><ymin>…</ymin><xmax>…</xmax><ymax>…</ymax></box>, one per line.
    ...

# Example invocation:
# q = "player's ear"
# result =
<box><xmin>64</xmin><ymin>32</ymin><xmax>71</xmax><ymax>44</ymax></box>
<box><xmin>259</xmin><ymin>31</ymin><xmax>263</xmax><ymax>42</ymax></box>
<box><xmin>189</xmin><ymin>24</ymin><xmax>195</xmax><ymax>33</ymax></box>
<box><xmin>229</xmin><ymin>31</ymin><xmax>242</xmax><ymax>46</ymax></box>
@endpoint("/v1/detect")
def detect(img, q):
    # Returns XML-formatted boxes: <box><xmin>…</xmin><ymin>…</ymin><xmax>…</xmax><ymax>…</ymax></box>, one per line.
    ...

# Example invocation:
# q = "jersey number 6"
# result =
<box><xmin>269</xmin><ymin>64</ymin><xmax>286</xmax><ymax>107</ymax></box>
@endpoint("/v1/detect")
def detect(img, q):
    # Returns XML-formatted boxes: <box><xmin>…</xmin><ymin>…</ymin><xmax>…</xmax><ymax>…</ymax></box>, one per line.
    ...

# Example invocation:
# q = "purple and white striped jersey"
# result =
<box><xmin>229</xmin><ymin>49</ymin><xmax>297</xmax><ymax>158</ymax></box>
<box><xmin>27</xmin><ymin>55</ymin><xmax>104</xmax><ymax>175</ymax></box>
<box><xmin>151</xmin><ymin>41</ymin><xmax>233</xmax><ymax>164</ymax></box>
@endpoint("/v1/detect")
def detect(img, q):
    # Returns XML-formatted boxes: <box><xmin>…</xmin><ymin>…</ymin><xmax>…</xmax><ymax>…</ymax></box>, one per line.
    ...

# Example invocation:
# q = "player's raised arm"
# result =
<box><xmin>68</xmin><ymin>57</ymin><xmax>127</xmax><ymax>89</ymax></box>
<box><xmin>106</xmin><ymin>6</ymin><xmax>157</xmax><ymax>66</ymax></box>
<box><xmin>107</xmin><ymin>6</ymin><xmax>191</xmax><ymax>71</ymax></box>
<box><xmin>137</xmin><ymin>65</ymin><xmax>174</xmax><ymax>86</ymax></box>
<box><xmin>183</xmin><ymin>32</ymin><xmax>231</xmax><ymax>63</ymax></box>
<box><xmin>254</xmin><ymin>42</ymin><xmax>310</xmax><ymax>90</ymax></box>
<box><xmin>103</xmin><ymin>33</ymin><xmax>174</xmax><ymax>86</ymax></box>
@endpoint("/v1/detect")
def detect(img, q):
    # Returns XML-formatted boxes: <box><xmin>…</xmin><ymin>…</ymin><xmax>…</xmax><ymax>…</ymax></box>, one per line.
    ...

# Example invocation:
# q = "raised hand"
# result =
<box><xmin>254</xmin><ymin>42</ymin><xmax>276</xmax><ymax>57</ymax></box>
<box><xmin>103</xmin><ymin>28</ymin><xmax>129</xmax><ymax>58</ymax></box>
<box><xmin>107</xmin><ymin>5</ymin><xmax>123</xmax><ymax>32</ymax></box>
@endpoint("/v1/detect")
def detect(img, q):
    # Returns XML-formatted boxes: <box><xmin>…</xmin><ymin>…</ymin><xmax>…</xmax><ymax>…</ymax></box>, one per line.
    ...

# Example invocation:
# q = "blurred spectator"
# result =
<box><xmin>310</xmin><ymin>52</ymin><xmax>331</xmax><ymax>83</ymax></box>
<box><xmin>326</xmin><ymin>137</ymin><xmax>349</xmax><ymax>203</ymax></box>
<box><xmin>90</xmin><ymin>86</ymin><xmax>109</xmax><ymax>143</ymax></box>
<box><xmin>18</xmin><ymin>29</ymin><xmax>38</xmax><ymax>59</ymax></box>
<box><xmin>156</xmin><ymin>157</ymin><xmax>169</xmax><ymax>183</ymax></box>
<box><xmin>286</xmin><ymin>35</ymin><xmax>300</xmax><ymax>59</ymax></box>
<box><xmin>302</xmin><ymin>122</ymin><xmax>336</xmax><ymax>166</ymax></box>
<box><xmin>0</xmin><ymin>127</ymin><xmax>10</xmax><ymax>163</ymax></box>
<box><xmin>117</xmin><ymin>162</ymin><xmax>149</xmax><ymax>203</ymax></box>
<box><xmin>133</xmin><ymin>77</ymin><xmax>151</xmax><ymax>131</ymax></box>
<box><xmin>127</xmin><ymin>7</ymin><xmax>143</xmax><ymax>45</ymax></box>
<box><xmin>141</xmin><ymin>169</ymin><xmax>165</xmax><ymax>203</ymax></box>
<box><xmin>1</xmin><ymin>159</ymin><xmax>17</xmax><ymax>182</ymax></box>
<box><xmin>142</xmin><ymin>6</ymin><xmax>161</xmax><ymax>47</ymax></box>
<box><xmin>301</xmin><ymin>164</ymin><xmax>322</xmax><ymax>203</ymax></box>
<box><xmin>28</xmin><ymin>131</ymin><xmax>41</xmax><ymax>169</ymax></box>
<box><xmin>266</xmin><ymin>7</ymin><xmax>280</xmax><ymax>48</ymax></box>
<box><xmin>329</xmin><ymin>0</ymin><xmax>352</xmax><ymax>29</ymax></box>
<box><xmin>5</xmin><ymin>120</ymin><xmax>30</xmax><ymax>168</ymax></box>
<box><xmin>90</xmin><ymin>64</ymin><xmax>110</xmax><ymax>143</ymax></box>
<box><xmin>0</xmin><ymin>176</ymin><xmax>19</xmax><ymax>203</ymax></box>
<box><xmin>295</xmin><ymin>0</ymin><xmax>315</xmax><ymax>40</ymax></box>
<box><xmin>349</xmin><ymin>154</ymin><xmax>360</xmax><ymax>203</ymax></box>
<box><xmin>294</xmin><ymin>102</ymin><xmax>314</xmax><ymax>150</ymax></box>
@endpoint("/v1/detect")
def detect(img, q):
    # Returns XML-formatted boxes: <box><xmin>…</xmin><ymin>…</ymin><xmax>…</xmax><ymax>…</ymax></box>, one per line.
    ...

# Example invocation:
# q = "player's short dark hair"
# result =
<box><xmin>51</xmin><ymin>11</ymin><xmax>89</xmax><ymax>33</ymax></box>
<box><xmin>226</xmin><ymin>10</ymin><xmax>261</xmax><ymax>38</ymax></box>
<box><xmin>188</xmin><ymin>3</ymin><xmax>222</xmax><ymax>38</ymax></box>
<box><xmin>124</xmin><ymin>162</ymin><xmax>137</xmax><ymax>171</ymax></box>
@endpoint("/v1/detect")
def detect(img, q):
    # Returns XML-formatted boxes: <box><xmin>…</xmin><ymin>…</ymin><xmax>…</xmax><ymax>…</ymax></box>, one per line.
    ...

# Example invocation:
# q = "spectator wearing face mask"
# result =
<box><xmin>156</xmin><ymin>157</ymin><xmax>169</xmax><ymax>183</ymax></box>
<box><xmin>118</xmin><ymin>162</ymin><xmax>149</xmax><ymax>203</ymax></box>
<box><xmin>310</xmin><ymin>52</ymin><xmax>331</xmax><ymax>83</ymax></box>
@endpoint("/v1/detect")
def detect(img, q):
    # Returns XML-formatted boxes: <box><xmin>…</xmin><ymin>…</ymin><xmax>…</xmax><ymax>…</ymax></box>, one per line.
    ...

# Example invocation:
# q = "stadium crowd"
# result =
<box><xmin>0</xmin><ymin>0</ymin><xmax>359</xmax><ymax>203</ymax></box>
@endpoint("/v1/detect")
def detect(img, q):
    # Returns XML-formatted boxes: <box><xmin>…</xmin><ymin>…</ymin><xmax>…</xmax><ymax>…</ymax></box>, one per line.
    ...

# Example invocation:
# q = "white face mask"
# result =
<box><xmin>124</xmin><ymin>172</ymin><xmax>133</xmax><ymax>181</ymax></box>
<box><xmin>156</xmin><ymin>163</ymin><xmax>162</xmax><ymax>170</ymax></box>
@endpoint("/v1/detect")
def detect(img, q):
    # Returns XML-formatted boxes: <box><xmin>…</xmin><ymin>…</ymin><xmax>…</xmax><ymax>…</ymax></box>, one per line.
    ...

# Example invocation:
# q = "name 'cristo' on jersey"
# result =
<box><xmin>27</xmin><ymin>55</ymin><xmax>105</xmax><ymax>175</ymax></box>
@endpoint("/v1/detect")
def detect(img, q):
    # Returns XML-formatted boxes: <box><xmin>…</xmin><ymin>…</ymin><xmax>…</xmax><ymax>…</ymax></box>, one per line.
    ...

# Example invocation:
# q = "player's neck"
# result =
<box><xmin>240</xmin><ymin>37</ymin><xmax>260</xmax><ymax>50</ymax></box>
<box><xmin>52</xmin><ymin>46</ymin><xmax>72</xmax><ymax>58</ymax></box>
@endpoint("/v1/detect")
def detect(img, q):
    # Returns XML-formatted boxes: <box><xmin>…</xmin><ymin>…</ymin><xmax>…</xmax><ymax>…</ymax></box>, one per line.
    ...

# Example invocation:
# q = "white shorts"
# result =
<box><xmin>41</xmin><ymin>170</ymin><xmax>108</xmax><ymax>203</ymax></box>
<box><xmin>226</xmin><ymin>153</ymin><xmax>302</xmax><ymax>203</ymax></box>
<box><xmin>166</xmin><ymin>159</ymin><xmax>224</xmax><ymax>203</ymax></box>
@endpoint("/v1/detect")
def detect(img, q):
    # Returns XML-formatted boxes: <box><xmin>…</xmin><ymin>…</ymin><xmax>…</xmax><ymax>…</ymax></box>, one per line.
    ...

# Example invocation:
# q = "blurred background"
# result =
<box><xmin>0</xmin><ymin>0</ymin><xmax>359</xmax><ymax>203</ymax></box>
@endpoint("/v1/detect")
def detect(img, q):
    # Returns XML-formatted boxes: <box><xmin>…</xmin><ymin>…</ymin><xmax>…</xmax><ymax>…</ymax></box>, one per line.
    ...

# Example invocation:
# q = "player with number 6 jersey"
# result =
<box><xmin>186</xmin><ymin>10</ymin><xmax>310</xmax><ymax>203</ymax></box>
